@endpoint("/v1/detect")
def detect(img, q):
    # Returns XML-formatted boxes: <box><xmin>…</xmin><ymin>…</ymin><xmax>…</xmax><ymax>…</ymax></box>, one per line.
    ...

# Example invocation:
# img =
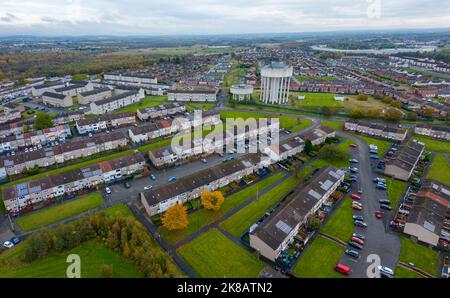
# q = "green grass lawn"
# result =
<box><xmin>177</xmin><ymin>228</ymin><xmax>265</xmax><ymax>278</ymax></box>
<box><xmin>292</xmin><ymin>236</ymin><xmax>345</xmax><ymax>278</ymax></box>
<box><xmin>113</xmin><ymin>96</ymin><xmax>169</xmax><ymax>113</ymax></box>
<box><xmin>291</xmin><ymin>118</ymin><xmax>313</xmax><ymax>132</ymax></box>
<box><xmin>159</xmin><ymin>173</ymin><xmax>286</xmax><ymax>244</ymax></box>
<box><xmin>427</xmin><ymin>154</ymin><xmax>450</xmax><ymax>185</ymax></box>
<box><xmin>295</xmin><ymin>92</ymin><xmax>343</xmax><ymax>108</ymax></box>
<box><xmin>102</xmin><ymin>203</ymin><xmax>134</xmax><ymax>218</ymax></box>
<box><xmin>219</xmin><ymin>110</ymin><xmax>300</xmax><ymax>130</ymax></box>
<box><xmin>395</xmin><ymin>266</ymin><xmax>423</xmax><ymax>278</ymax></box>
<box><xmin>185</xmin><ymin>103</ymin><xmax>216</xmax><ymax>112</ymax></box>
<box><xmin>220</xmin><ymin>176</ymin><xmax>299</xmax><ymax>237</ymax></box>
<box><xmin>309</xmin><ymin>139</ymin><xmax>353</xmax><ymax>170</ymax></box>
<box><xmin>0</xmin><ymin>240</ymin><xmax>143</xmax><ymax>278</ymax></box>
<box><xmin>321</xmin><ymin>197</ymin><xmax>353</xmax><ymax>242</ymax></box>
<box><xmin>413</xmin><ymin>136</ymin><xmax>450</xmax><ymax>153</ymax></box>
<box><xmin>16</xmin><ymin>193</ymin><xmax>104</xmax><ymax>232</ymax></box>
<box><xmin>347</xmin><ymin>133</ymin><xmax>392</xmax><ymax>156</ymax></box>
<box><xmin>386</xmin><ymin>178</ymin><xmax>407</xmax><ymax>208</ymax></box>
<box><xmin>399</xmin><ymin>237</ymin><xmax>439</xmax><ymax>276</ymax></box>
<box><xmin>320</xmin><ymin>120</ymin><xmax>344</xmax><ymax>131</ymax></box>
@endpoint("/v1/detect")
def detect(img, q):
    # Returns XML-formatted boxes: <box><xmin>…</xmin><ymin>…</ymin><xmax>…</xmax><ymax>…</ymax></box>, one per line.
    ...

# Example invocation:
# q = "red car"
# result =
<box><xmin>351</xmin><ymin>194</ymin><xmax>361</xmax><ymax>200</ymax></box>
<box><xmin>334</xmin><ymin>263</ymin><xmax>350</xmax><ymax>276</ymax></box>
<box><xmin>375</xmin><ymin>211</ymin><xmax>382</xmax><ymax>219</ymax></box>
<box><xmin>349</xmin><ymin>144</ymin><xmax>358</xmax><ymax>148</ymax></box>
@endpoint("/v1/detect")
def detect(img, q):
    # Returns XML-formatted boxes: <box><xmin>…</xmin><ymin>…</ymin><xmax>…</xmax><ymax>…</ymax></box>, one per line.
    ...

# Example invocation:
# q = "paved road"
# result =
<box><xmin>336</xmin><ymin>132</ymin><xmax>401</xmax><ymax>278</ymax></box>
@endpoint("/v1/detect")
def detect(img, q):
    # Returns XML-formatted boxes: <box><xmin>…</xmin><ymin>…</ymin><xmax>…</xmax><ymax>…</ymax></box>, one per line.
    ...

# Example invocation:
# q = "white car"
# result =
<box><xmin>3</xmin><ymin>241</ymin><xmax>14</xmax><ymax>249</ymax></box>
<box><xmin>144</xmin><ymin>185</ymin><xmax>153</xmax><ymax>190</ymax></box>
<box><xmin>378</xmin><ymin>266</ymin><xmax>394</xmax><ymax>277</ymax></box>
<box><xmin>105</xmin><ymin>187</ymin><xmax>112</xmax><ymax>194</ymax></box>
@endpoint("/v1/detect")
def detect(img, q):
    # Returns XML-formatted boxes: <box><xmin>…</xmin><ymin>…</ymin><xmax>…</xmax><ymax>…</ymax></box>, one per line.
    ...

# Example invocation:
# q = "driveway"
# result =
<box><xmin>337</xmin><ymin>132</ymin><xmax>401</xmax><ymax>278</ymax></box>
<box><xmin>0</xmin><ymin>214</ymin><xmax>14</xmax><ymax>244</ymax></box>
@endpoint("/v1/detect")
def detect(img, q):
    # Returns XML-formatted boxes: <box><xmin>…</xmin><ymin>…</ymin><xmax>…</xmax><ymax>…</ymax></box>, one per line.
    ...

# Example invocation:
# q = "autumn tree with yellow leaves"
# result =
<box><xmin>201</xmin><ymin>190</ymin><xmax>225</xmax><ymax>211</ymax></box>
<box><xmin>161</xmin><ymin>204</ymin><xmax>189</xmax><ymax>231</ymax></box>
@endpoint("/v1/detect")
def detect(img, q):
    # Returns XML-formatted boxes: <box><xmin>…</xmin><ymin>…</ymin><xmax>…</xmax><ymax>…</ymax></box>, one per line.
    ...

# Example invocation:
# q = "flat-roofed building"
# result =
<box><xmin>299</xmin><ymin>126</ymin><xmax>335</xmax><ymax>146</ymax></box>
<box><xmin>250</xmin><ymin>166</ymin><xmax>345</xmax><ymax>261</ymax></box>
<box><xmin>42</xmin><ymin>92</ymin><xmax>73</xmax><ymax>107</ymax></box>
<box><xmin>264</xmin><ymin>136</ymin><xmax>305</xmax><ymax>162</ymax></box>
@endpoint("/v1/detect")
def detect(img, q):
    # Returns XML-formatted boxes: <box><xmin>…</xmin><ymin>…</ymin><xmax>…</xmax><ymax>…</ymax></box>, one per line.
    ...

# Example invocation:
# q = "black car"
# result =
<box><xmin>354</xmin><ymin>220</ymin><xmax>368</xmax><ymax>228</ymax></box>
<box><xmin>379</xmin><ymin>199</ymin><xmax>391</xmax><ymax>205</ymax></box>
<box><xmin>348</xmin><ymin>241</ymin><xmax>363</xmax><ymax>250</ymax></box>
<box><xmin>380</xmin><ymin>204</ymin><xmax>392</xmax><ymax>211</ymax></box>
<box><xmin>124</xmin><ymin>182</ymin><xmax>131</xmax><ymax>189</ymax></box>
<box><xmin>345</xmin><ymin>248</ymin><xmax>360</xmax><ymax>258</ymax></box>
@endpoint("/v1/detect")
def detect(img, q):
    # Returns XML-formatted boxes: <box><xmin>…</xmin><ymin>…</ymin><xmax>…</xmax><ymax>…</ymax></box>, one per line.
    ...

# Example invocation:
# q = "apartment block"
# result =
<box><xmin>76</xmin><ymin>112</ymin><xmax>136</xmax><ymax>135</ymax></box>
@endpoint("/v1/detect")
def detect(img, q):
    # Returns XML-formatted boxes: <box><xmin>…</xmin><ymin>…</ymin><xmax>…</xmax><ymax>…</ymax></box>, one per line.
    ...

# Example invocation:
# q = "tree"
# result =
<box><xmin>374</xmin><ymin>93</ymin><xmax>384</xmax><ymax>100</ymax></box>
<box><xmin>356</xmin><ymin>94</ymin><xmax>368</xmax><ymax>101</ymax></box>
<box><xmin>161</xmin><ymin>204</ymin><xmax>189</xmax><ymax>231</ymax></box>
<box><xmin>366</xmin><ymin>108</ymin><xmax>382</xmax><ymax>118</ymax></box>
<box><xmin>101</xmin><ymin>264</ymin><xmax>113</xmax><ymax>278</ymax></box>
<box><xmin>350</xmin><ymin>107</ymin><xmax>364</xmax><ymax>118</ymax></box>
<box><xmin>382</xmin><ymin>96</ymin><xmax>393</xmax><ymax>104</ymax></box>
<box><xmin>318</xmin><ymin>144</ymin><xmax>350</xmax><ymax>162</ymax></box>
<box><xmin>200</xmin><ymin>191</ymin><xmax>225</xmax><ymax>211</ymax></box>
<box><xmin>390</xmin><ymin>100</ymin><xmax>402</xmax><ymax>109</ymax></box>
<box><xmin>304</xmin><ymin>139</ymin><xmax>313</xmax><ymax>154</ymax></box>
<box><xmin>321</xmin><ymin>106</ymin><xmax>334</xmax><ymax>117</ymax></box>
<box><xmin>407</xmin><ymin>111</ymin><xmax>418</xmax><ymax>121</ymax></box>
<box><xmin>306</xmin><ymin>214</ymin><xmax>322</xmax><ymax>230</ymax></box>
<box><xmin>383</xmin><ymin>108</ymin><xmax>403</xmax><ymax>122</ymax></box>
<box><xmin>33</xmin><ymin>112</ymin><xmax>53</xmax><ymax>130</ymax></box>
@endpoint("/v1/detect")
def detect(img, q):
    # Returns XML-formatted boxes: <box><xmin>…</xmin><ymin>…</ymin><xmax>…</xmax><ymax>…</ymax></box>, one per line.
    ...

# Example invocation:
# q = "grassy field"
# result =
<box><xmin>395</xmin><ymin>266</ymin><xmax>423</xmax><ymax>278</ymax></box>
<box><xmin>292</xmin><ymin>236</ymin><xmax>345</xmax><ymax>278</ymax></box>
<box><xmin>399</xmin><ymin>237</ymin><xmax>439</xmax><ymax>276</ymax></box>
<box><xmin>291</xmin><ymin>118</ymin><xmax>313</xmax><ymax>132</ymax></box>
<box><xmin>386</xmin><ymin>178</ymin><xmax>407</xmax><ymax>208</ymax></box>
<box><xmin>0</xmin><ymin>240</ymin><xmax>143</xmax><ymax>278</ymax></box>
<box><xmin>427</xmin><ymin>154</ymin><xmax>450</xmax><ymax>185</ymax></box>
<box><xmin>185</xmin><ymin>103</ymin><xmax>216</xmax><ymax>112</ymax></box>
<box><xmin>321</xmin><ymin>198</ymin><xmax>353</xmax><ymax>242</ymax></box>
<box><xmin>102</xmin><ymin>203</ymin><xmax>134</xmax><ymax>218</ymax></box>
<box><xmin>294</xmin><ymin>92</ymin><xmax>343</xmax><ymax>108</ymax></box>
<box><xmin>219</xmin><ymin>176</ymin><xmax>299</xmax><ymax>237</ymax></box>
<box><xmin>219</xmin><ymin>110</ymin><xmax>302</xmax><ymax>130</ymax></box>
<box><xmin>320</xmin><ymin>120</ymin><xmax>344</xmax><ymax>131</ymax></box>
<box><xmin>309</xmin><ymin>139</ymin><xmax>353</xmax><ymax>169</ymax></box>
<box><xmin>341</xmin><ymin>95</ymin><xmax>390</xmax><ymax>112</ymax></box>
<box><xmin>158</xmin><ymin>173</ymin><xmax>286</xmax><ymax>244</ymax></box>
<box><xmin>347</xmin><ymin>133</ymin><xmax>392</xmax><ymax>156</ymax></box>
<box><xmin>177</xmin><ymin>228</ymin><xmax>265</xmax><ymax>278</ymax></box>
<box><xmin>413</xmin><ymin>135</ymin><xmax>450</xmax><ymax>153</ymax></box>
<box><xmin>16</xmin><ymin>193</ymin><xmax>104</xmax><ymax>232</ymax></box>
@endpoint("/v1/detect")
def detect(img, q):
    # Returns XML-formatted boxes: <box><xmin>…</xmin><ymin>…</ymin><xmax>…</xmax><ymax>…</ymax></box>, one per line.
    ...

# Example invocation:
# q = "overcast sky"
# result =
<box><xmin>0</xmin><ymin>0</ymin><xmax>449</xmax><ymax>36</ymax></box>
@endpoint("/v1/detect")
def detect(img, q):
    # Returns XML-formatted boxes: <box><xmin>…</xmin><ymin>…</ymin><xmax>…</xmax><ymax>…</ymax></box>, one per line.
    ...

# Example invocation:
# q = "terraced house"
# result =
<box><xmin>136</xmin><ymin>103</ymin><xmax>186</xmax><ymax>121</ymax></box>
<box><xmin>264</xmin><ymin>136</ymin><xmax>305</xmax><ymax>162</ymax></box>
<box><xmin>249</xmin><ymin>166</ymin><xmax>345</xmax><ymax>262</ymax></box>
<box><xmin>384</xmin><ymin>140</ymin><xmax>425</xmax><ymax>181</ymax></box>
<box><xmin>76</xmin><ymin>112</ymin><xmax>136</xmax><ymax>135</ymax></box>
<box><xmin>0</xmin><ymin>124</ymin><xmax>72</xmax><ymax>152</ymax></box>
<box><xmin>90</xmin><ymin>90</ymin><xmax>144</xmax><ymax>114</ymax></box>
<box><xmin>0</xmin><ymin>131</ymin><xmax>128</xmax><ymax>176</ymax></box>
<box><xmin>42</xmin><ymin>92</ymin><xmax>73</xmax><ymax>108</ymax></box>
<box><xmin>2</xmin><ymin>153</ymin><xmax>146</xmax><ymax>214</ymax></box>
<box><xmin>128</xmin><ymin>120</ymin><xmax>176</xmax><ymax>143</ymax></box>
<box><xmin>54</xmin><ymin>82</ymin><xmax>94</xmax><ymax>97</ymax></box>
<box><xmin>78</xmin><ymin>88</ymin><xmax>112</xmax><ymax>105</ymax></box>
<box><xmin>0</xmin><ymin>107</ymin><xmax>21</xmax><ymax>125</ymax></box>
<box><xmin>167</xmin><ymin>89</ymin><xmax>217</xmax><ymax>102</ymax></box>
<box><xmin>299</xmin><ymin>125</ymin><xmax>335</xmax><ymax>146</ymax></box>
<box><xmin>415</xmin><ymin>124</ymin><xmax>450</xmax><ymax>141</ymax></box>
<box><xmin>141</xmin><ymin>153</ymin><xmax>271</xmax><ymax>216</ymax></box>
<box><xmin>344</xmin><ymin>120</ymin><xmax>408</xmax><ymax>141</ymax></box>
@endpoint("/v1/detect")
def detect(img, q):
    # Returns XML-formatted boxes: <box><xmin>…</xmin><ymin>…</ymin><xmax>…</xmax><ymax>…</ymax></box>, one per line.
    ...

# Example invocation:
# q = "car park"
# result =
<box><xmin>345</xmin><ymin>249</ymin><xmax>360</xmax><ymax>258</ymax></box>
<box><xmin>380</xmin><ymin>204</ymin><xmax>392</xmax><ymax>211</ymax></box>
<box><xmin>348</xmin><ymin>240</ymin><xmax>363</xmax><ymax>250</ymax></box>
<box><xmin>352</xmin><ymin>232</ymin><xmax>365</xmax><ymax>241</ymax></box>
<box><xmin>354</xmin><ymin>220</ymin><xmax>367</xmax><ymax>228</ymax></box>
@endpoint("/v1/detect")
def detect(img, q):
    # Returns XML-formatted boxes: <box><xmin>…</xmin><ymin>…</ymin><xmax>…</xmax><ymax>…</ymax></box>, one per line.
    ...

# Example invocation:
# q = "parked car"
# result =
<box><xmin>349</xmin><ymin>159</ymin><xmax>358</xmax><ymax>163</ymax></box>
<box><xmin>354</xmin><ymin>220</ymin><xmax>367</xmax><ymax>228</ymax></box>
<box><xmin>144</xmin><ymin>185</ymin><xmax>153</xmax><ymax>190</ymax></box>
<box><xmin>105</xmin><ymin>187</ymin><xmax>112</xmax><ymax>195</ymax></box>
<box><xmin>149</xmin><ymin>174</ymin><xmax>156</xmax><ymax>180</ymax></box>
<box><xmin>373</xmin><ymin>177</ymin><xmax>386</xmax><ymax>184</ymax></box>
<box><xmin>370</xmin><ymin>154</ymin><xmax>379</xmax><ymax>159</ymax></box>
<box><xmin>349</xmin><ymin>144</ymin><xmax>358</xmax><ymax>148</ymax></box>
<box><xmin>201</xmin><ymin>158</ymin><xmax>208</xmax><ymax>163</ymax></box>
<box><xmin>379</xmin><ymin>199</ymin><xmax>391</xmax><ymax>205</ymax></box>
<box><xmin>10</xmin><ymin>237</ymin><xmax>20</xmax><ymax>245</ymax></box>
<box><xmin>3</xmin><ymin>241</ymin><xmax>14</xmax><ymax>249</ymax></box>
<box><xmin>357</xmin><ymin>188</ymin><xmax>363</xmax><ymax>194</ymax></box>
<box><xmin>352</xmin><ymin>232</ymin><xmax>366</xmax><ymax>241</ymax></box>
<box><xmin>334</xmin><ymin>263</ymin><xmax>351</xmax><ymax>275</ymax></box>
<box><xmin>352</xmin><ymin>201</ymin><xmax>363</xmax><ymax>207</ymax></box>
<box><xmin>124</xmin><ymin>182</ymin><xmax>131</xmax><ymax>189</ymax></box>
<box><xmin>380</xmin><ymin>204</ymin><xmax>392</xmax><ymax>211</ymax></box>
<box><xmin>349</xmin><ymin>167</ymin><xmax>358</xmax><ymax>173</ymax></box>
<box><xmin>378</xmin><ymin>266</ymin><xmax>394</xmax><ymax>278</ymax></box>
<box><xmin>353</xmin><ymin>215</ymin><xmax>364</xmax><ymax>221</ymax></box>
<box><xmin>168</xmin><ymin>176</ymin><xmax>177</xmax><ymax>182</ymax></box>
<box><xmin>348</xmin><ymin>240</ymin><xmax>363</xmax><ymax>250</ymax></box>
<box><xmin>351</xmin><ymin>194</ymin><xmax>361</xmax><ymax>200</ymax></box>
<box><xmin>345</xmin><ymin>248</ymin><xmax>360</xmax><ymax>258</ymax></box>
<box><xmin>352</xmin><ymin>204</ymin><xmax>363</xmax><ymax>211</ymax></box>
<box><xmin>375</xmin><ymin>211</ymin><xmax>382</xmax><ymax>219</ymax></box>
<box><xmin>376</xmin><ymin>184</ymin><xmax>387</xmax><ymax>190</ymax></box>
<box><xmin>351</xmin><ymin>236</ymin><xmax>364</xmax><ymax>245</ymax></box>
